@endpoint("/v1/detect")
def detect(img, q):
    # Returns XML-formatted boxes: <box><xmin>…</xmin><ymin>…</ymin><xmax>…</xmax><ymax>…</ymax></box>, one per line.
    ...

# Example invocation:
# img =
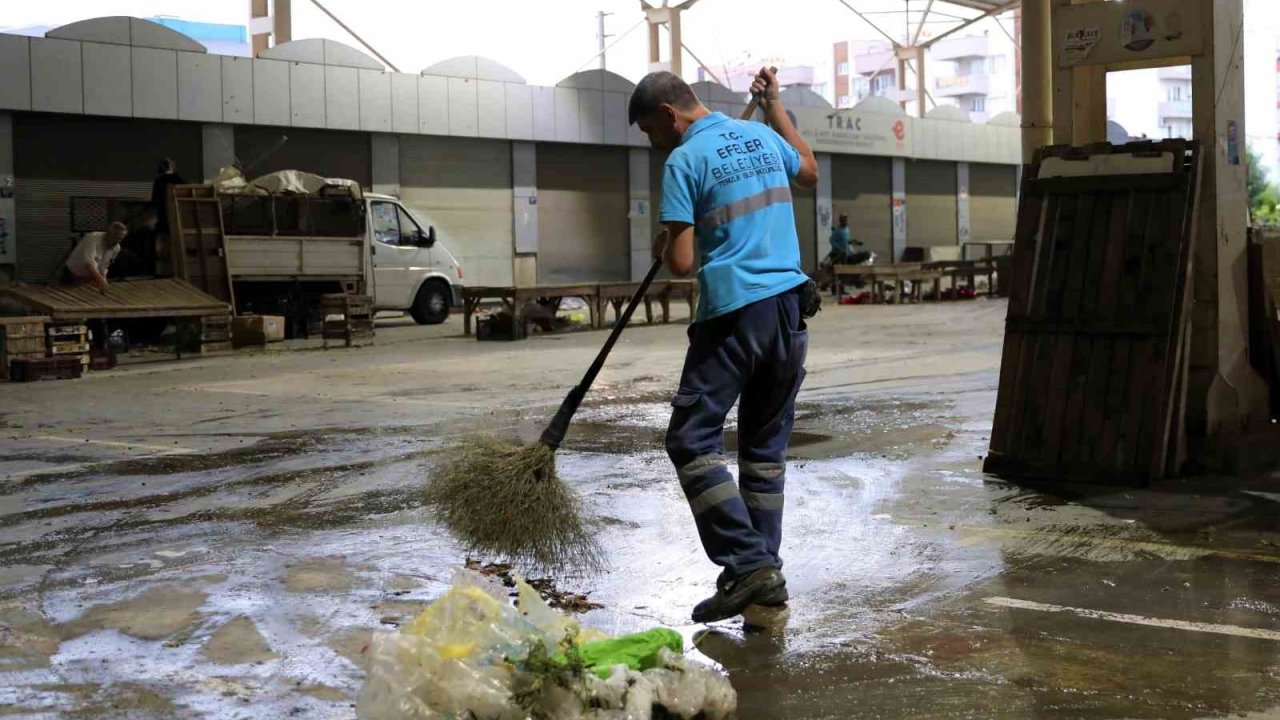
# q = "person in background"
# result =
<box><xmin>829</xmin><ymin>213</ymin><xmax>853</xmax><ymax>261</ymax></box>
<box><xmin>147</xmin><ymin>159</ymin><xmax>186</xmax><ymax>273</ymax></box>
<box><xmin>65</xmin><ymin>222</ymin><xmax>127</xmax><ymax>294</ymax></box>
<box><xmin>150</xmin><ymin>158</ymin><xmax>186</xmax><ymax>234</ymax></box>
<box><xmin>828</xmin><ymin>214</ymin><xmax>870</xmax><ymax>265</ymax></box>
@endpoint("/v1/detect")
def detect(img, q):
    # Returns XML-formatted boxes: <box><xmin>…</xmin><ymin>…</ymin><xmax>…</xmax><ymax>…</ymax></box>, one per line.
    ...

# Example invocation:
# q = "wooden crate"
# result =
<box><xmin>176</xmin><ymin>314</ymin><xmax>234</xmax><ymax>356</ymax></box>
<box><xmin>0</xmin><ymin>316</ymin><xmax>50</xmax><ymax>380</ymax></box>
<box><xmin>321</xmin><ymin>294</ymin><xmax>374</xmax><ymax>348</ymax></box>
<box><xmin>984</xmin><ymin>140</ymin><xmax>1201</xmax><ymax>485</ymax></box>
<box><xmin>46</xmin><ymin>322</ymin><xmax>90</xmax><ymax>368</ymax></box>
<box><xmin>322</xmin><ymin>293</ymin><xmax>373</xmax><ymax>317</ymax></box>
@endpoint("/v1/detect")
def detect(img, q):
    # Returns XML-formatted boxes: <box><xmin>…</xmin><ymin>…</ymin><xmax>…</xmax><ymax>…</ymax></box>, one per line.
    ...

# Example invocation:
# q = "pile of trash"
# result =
<box><xmin>356</xmin><ymin>570</ymin><xmax>736</xmax><ymax>720</ymax></box>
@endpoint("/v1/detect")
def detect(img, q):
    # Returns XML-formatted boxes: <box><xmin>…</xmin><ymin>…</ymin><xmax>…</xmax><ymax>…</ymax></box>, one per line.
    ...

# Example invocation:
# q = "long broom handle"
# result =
<box><xmin>539</xmin><ymin>76</ymin><xmax>773</xmax><ymax>450</ymax></box>
<box><xmin>540</xmin><ymin>255</ymin><xmax>664</xmax><ymax>449</ymax></box>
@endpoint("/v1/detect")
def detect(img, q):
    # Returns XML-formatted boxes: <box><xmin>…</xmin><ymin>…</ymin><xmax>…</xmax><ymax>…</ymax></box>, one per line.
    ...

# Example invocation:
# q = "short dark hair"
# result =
<box><xmin>157</xmin><ymin>158</ymin><xmax>174</xmax><ymax>174</ymax></box>
<box><xmin>628</xmin><ymin>72</ymin><xmax>700</xmax><ymax>125</ymax></box>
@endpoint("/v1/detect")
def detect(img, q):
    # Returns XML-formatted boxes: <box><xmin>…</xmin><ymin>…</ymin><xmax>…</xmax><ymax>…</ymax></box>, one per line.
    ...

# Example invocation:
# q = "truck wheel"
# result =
<box><xmin>410</xmin><ymin>281</ymin><xmax>451</xmax><ymax>325</ymax></box>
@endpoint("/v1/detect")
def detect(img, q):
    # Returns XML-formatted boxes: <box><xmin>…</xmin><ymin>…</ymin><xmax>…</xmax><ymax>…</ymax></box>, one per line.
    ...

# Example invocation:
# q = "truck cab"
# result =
<box><xmin>365</xmin><ymin>194</ymin><xmax>463</xmax><ymax>325</ymax></box>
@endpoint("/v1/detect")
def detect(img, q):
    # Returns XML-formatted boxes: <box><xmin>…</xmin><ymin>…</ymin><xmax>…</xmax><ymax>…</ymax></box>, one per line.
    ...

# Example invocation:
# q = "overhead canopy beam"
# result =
<box><xmin>912</xmin><ymin>0</ymin><xmax>937</xmax><ymax>47</ymax></box>
<box><xmin>661</xmin><ymin>25</ymin><xmax>726</xmax><ymax>86</ymax></box>
<box><xmin>921</xmin><ymin>0</ymin><xmax>1021</xmax><ymax>48</ymax></box>
<box><xmin>308</xmin><ymin>0</ymin><xmax>400</xmax><ymax>71</ymax></box>
<box><xmin>834</xmin><ymin>0</ymin><xmax>903</xmax><ymax>48</ymax></box>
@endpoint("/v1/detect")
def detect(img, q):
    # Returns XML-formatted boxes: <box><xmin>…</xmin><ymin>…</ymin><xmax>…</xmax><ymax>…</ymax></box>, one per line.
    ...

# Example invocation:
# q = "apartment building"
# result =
<box><xmin>832</xmin><ymin>25</ymin><xmax>1018</xmax><ymax>122</ymax></box>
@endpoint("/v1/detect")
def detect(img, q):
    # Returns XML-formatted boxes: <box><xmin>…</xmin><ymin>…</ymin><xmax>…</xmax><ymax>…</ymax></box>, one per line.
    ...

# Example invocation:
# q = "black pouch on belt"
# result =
<box><xmin>799</xmin><ymin>278</ymin><xmax>822</xmax><ymax>319</ymax></box>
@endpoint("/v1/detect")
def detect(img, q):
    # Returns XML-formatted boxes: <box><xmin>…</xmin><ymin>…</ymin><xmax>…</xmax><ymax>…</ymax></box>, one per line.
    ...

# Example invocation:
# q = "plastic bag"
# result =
<box><xmin>576</xmin><ymin>628</ymin><xmax>683</xmax><ymax>679</ymax></box>
<box><xmin>355</xmin><ymin>569</ymin><xmax>736</xmax><ymax>720</ymax></box>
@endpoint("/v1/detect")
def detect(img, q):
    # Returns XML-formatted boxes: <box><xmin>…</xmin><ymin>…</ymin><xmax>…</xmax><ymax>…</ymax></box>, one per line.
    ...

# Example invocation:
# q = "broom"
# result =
<box><xmin>426</xmin><ymin>87</ymin><xmax>771</xmax><ymax>572</ymax></box>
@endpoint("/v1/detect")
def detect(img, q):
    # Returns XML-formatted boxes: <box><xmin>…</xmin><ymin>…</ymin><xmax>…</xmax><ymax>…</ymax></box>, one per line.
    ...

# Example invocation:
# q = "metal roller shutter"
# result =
<box><xmin>235</xmin><ymin>126</ymin><xmax>372</xmax><ymax>187</ymax></box>
<box><xmin>15</xmin><ymin>179</ymin><xmax>152</xmax><ymax>283</ymax></box>
<box><xmin>832</xmin><ymin>155</ymin><xmax>892</xmax><ymax>259</ymax></box>
<box><xmin>13</xmin><ymin>113</ymin><xmax>201</xmax><ymax>283</ymax></box>
<box><xmin>400</xmin><ymin>136</ymin><xmax>514</xmax><ymax>288</ymax></box>
<box><xmin>537</xmin><ymin>144</ymin><xmax>629</xmax><ymax>284</ymax></box>
<box><xmin>792</xmin><ymin>183</ymin><xmax>817</xmax><ymax>274</ymax></box>
<box><xmin>650</xmin><ymin>150</ymin><xmax>668</xmax><ymax>242</ymax></box>
<box><xmin>969</xmin><ymin>163</ymin><xmax>1017</xmax><ymax>242</ymax></box>
<box><xmin>906</xmin><ymin>159</ymin><xmax>958</xmax><ymax>248</ymax></box>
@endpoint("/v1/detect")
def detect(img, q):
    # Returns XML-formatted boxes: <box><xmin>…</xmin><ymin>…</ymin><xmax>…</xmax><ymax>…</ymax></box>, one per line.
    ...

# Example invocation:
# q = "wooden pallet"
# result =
<box><xmin>984</xmin><ymin>140</ymin><xmax>1201</xmax><ymax>485</ymax></box>
<box><xmin>171</xmin><ymin>185</ymin><xmax>236</xmax><ymax>307</ymax></box>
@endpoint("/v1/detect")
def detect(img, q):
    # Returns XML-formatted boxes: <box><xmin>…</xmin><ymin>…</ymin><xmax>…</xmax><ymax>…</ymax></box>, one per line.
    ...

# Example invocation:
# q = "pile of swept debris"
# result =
<box><xmin>357</xmin><ymin>569</ymin><xmax>736</xmax><ymax>720</ymax></box>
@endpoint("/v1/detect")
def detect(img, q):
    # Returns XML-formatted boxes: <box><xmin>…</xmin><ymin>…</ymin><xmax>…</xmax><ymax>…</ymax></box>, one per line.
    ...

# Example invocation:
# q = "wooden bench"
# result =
<box><xmin>833</xmin><ymin>263</ymin><xmax>940</xmax><ymax>304</ymax></box>
<box><xmin>922</xmin><ymin>258</ymin><xmax>1003</xmax><ymax>299</ymax></box>
<box><xmin>461</xmin><ymin>283</ymin><xmax>599</xmax><ymax>336</ymax></box>
<box><xmin>594</xmin><ymin>279</ymin><xmax>698</xmax><ymax>328</ymax></box>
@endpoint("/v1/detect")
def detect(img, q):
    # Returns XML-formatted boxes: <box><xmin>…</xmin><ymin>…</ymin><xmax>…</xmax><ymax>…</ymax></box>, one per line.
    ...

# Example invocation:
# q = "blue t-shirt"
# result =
<box><xmin>829</xmin><ymin>226</ymin><xmax>851</xmax><ymax>254</ymax></box>
<box><xmin>659</xmin><ymin>112</ymin><xmax>808</xmax><ymax>321</ymax></box>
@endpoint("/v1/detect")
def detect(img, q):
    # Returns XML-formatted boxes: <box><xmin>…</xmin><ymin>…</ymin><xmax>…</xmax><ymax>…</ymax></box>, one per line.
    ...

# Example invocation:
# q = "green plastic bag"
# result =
<box><xmin>572</xmin><ymin>628</ymin><xmax>684</xmax><ymax>679</ymax></box>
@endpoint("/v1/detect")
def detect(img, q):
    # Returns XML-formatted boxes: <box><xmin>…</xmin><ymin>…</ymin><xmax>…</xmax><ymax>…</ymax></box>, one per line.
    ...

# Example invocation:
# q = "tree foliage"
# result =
<box><xmin>1248</xmin><ymin>144</ymin><xmax>1280</xmax><ymax>227</ymax></box>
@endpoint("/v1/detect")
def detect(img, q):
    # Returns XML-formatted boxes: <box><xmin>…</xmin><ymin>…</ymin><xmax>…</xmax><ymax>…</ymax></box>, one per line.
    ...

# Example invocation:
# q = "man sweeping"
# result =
<box><xmin>629</xmin><ymin>68</ymin><xmax>818</xmax><ymax>623</ymax></box>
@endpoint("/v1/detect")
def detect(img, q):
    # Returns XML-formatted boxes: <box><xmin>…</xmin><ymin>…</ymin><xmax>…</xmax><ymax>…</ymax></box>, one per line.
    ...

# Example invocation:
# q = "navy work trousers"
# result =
<box><xmin>666</xmin><ymin>286</ymin><xmax>808</xmax><ymax>579</ymax></box>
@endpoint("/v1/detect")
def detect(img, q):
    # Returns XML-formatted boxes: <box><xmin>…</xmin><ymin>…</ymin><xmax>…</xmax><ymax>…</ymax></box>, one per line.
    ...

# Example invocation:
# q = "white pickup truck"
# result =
<box><xmin>223</xmin><ymin>188</ymin><xmax>464</xmax><ymax>329</ymax></box>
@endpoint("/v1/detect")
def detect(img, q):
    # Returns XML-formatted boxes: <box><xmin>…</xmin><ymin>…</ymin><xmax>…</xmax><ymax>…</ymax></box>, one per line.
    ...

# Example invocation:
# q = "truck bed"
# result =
<box><xmin>224</xmin><ymin>235</ymin><xmax>365</xmax><ymax>281</ymax></box>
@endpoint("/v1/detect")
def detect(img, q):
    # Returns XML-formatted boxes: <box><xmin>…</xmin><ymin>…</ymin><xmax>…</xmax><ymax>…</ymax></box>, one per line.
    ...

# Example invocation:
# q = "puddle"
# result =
<box><xmin>61</xmin><ymin>586</ymin><xmax>208</xmax><ymax>642</ymax></box>
<box><xmin>201</xmin><ymin>617</ymin><xmax>277</xmax><ymax>665</ymax></box>
<box><xmin>283</xmin><ymin>557</ymin><xmax>358</xmax><ymax>593</ymax></box>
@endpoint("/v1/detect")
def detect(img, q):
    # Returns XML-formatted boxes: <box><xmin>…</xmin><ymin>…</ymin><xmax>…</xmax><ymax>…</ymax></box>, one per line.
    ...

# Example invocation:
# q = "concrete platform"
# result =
<box><xmin>2</xmin><ymin>299</ymin><xmax>1279</xmax><ymax>719</ymax></box>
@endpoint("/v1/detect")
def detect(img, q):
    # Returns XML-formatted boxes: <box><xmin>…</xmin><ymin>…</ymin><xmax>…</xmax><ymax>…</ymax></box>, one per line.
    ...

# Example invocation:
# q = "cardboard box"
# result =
<box><xmin>232</xmin><ymin>315</ymin><xmax>285</xmax><ymax>347</ymax></box>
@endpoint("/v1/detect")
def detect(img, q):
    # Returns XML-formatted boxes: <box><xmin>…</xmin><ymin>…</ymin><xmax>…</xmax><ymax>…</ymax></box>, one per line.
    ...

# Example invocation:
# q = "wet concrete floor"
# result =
<box><xmin>2</xmin><ymin>301</ymin><xmax>1280</xmax><ymax>718</ymax></box>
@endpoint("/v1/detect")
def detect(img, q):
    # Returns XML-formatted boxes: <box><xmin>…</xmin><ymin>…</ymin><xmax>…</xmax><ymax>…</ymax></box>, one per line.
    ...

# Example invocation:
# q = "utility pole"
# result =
<box><xmin>597</xmin><ymin>11</ymin><xmax>613</xmax><ymax>71</ymax></box>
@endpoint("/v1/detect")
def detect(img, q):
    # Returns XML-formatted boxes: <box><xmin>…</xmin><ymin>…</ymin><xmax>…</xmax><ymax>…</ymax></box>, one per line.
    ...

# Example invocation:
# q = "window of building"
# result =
<box><xmin>838</xmin><ymin>95</ymin><xmax>852</xmax><ymax>107</ymax></box>
<box><xmin>970</xmin><ymin>96</ymin><xmax>986</xmax><ymax>112</ymax></box>
<box><xmin>1168</xmin><ymin>85</ymin><xmax>1183</xmax><ymax>101</ymax></box>
<box><xmin>838</xmin><ymin>61</ymin><xmax>849</xmax><ymax>76</ymax></box>
<box><xmin>957</xmin><ymin>58</ymin><xmax>986</xmax><ymax>77</ymax></box>
<box><xmin>871</xmin><ymin>73</ymin><xmax>894</xmax><ymax>95</ymax></box>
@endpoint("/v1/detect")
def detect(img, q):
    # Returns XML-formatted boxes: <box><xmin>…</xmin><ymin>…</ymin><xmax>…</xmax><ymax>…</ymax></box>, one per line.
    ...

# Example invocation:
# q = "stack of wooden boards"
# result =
<box><xmin>1</xmin><ymin>315</ymin><xmax>88</xmax><ymax>382</ymax></box>
<box><xmin>322</xmin><ymin>293</ymin><xmax>374</xmax><ymax>348</ymax></box>
<box><xmin>1248</xmin><ymin>228</ymin><xmax>1280</xmax><ymax>417</ymax></box>
<box><xmin>0</xmin><ymin>316</ymin><xmax>51</xmax><ymax>380</ymax></box>
<box><xmin>985</xmin><ymin>140</ymin><xmax>1201</xmax><ymax>484</ymax></box>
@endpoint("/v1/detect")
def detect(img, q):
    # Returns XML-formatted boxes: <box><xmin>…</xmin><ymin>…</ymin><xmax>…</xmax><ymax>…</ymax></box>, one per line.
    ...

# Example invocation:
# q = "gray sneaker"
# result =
<box><xmin>693</xmin><ymin>568</ymin><xmax>787</xmax><ymax>623</ymax></box>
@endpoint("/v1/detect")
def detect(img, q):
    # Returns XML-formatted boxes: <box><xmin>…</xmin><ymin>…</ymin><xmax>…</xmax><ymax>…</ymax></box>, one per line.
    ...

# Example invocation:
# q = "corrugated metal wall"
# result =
<box><xmin>969</xmin><ymin>162</ymin><xmax>1017</xmax><ymax>242</ymax></box>
<box><xmin>792</xmin><ymin>183</ymin><xmax>816</xmax><ymax>274</ymax></box>
<box><xmin>906</xmin><ymin>159</ymin><xmax>958</xmax><ymax>248</ymax></box>
<box><xmin>400</xmin><ymin>135</ymin><xmax>514</xmax><ymax>288</ymax></box>
<box><xmin>831</xmin><ymin>155</ymin><xmax>892</xmax><ymax>259</ymax></box>
<box><xmin>13</xmin><ymin>112</ymin><xmax>202</xmax><ymax>282</ymax></box>
<box><xmin>536</xmin><ymin>143</ymin><xmax>628</xmax><ymax>284</ymax></box>
<box><xmin>235</xmin><ymin>126</ymin><xmax>372</xmax><ymax>187</ymax></box>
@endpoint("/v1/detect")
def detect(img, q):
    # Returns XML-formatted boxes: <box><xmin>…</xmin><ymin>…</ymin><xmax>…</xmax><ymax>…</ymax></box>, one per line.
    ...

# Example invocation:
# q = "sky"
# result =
<box><xmin>0</xmin><ymin>0</ymin><xmax>1001</xmax><ymax>87</ymax></box>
